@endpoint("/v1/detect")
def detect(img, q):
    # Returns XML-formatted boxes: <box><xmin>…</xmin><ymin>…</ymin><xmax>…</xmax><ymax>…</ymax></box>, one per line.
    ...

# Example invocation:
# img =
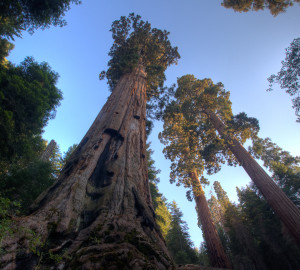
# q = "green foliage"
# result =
<box><xmin>249</xmin><ymin>137</ymin><xmax>300</xmax><ymax>206</ymax></box>
<box><xmin>209</xmin><ymin>183</ymin><xmax>266</xmax><ymax>269</ymax></box>
<box><xmin>236</xmin><ymin>185</ymin><xmax>300</xmax><ymax>269</ymax></box>
<box><xmin>209</xmin><ymin>180</ymin><xmax>300</xmax><ymax>269</ymax></box>
<box><xmin>198</xmin><ymin>242</ymin><xmax>210</xmax><ymax>266</ymax></box>
<box><xmin>160</xmin><ymin>76</ymin><xmax>234</xmax><ymax>177</ymax></box>
<box><xmin>207</xmin><ymin>186</ymin><xmax>232</xmax><ymax>259</ymax></box>
<box><xmin>0</xmin><ymin>56</ymin><xmax>63</xmax><ymax>214</ymax></box>
<box><xmin>0</xmin><ymin>196</ymin><xmax>20</xmax><ymax>246</ymax></box>
<box><xmin>268</xmin><ymin>38</ymin><xmax>300</xmax><ymax>122</ymax></box>
<box><xmin>59</xmin><ymin>143</ymin><xmax>78</xmax><ymax>169</ymax></box>
<box><xmin>0</xmin><ymin>0</ymin><xmax>81</xmax><ymax>39</ymax></box>
<box><xmin>101</xmin><ymin>13</ymin><xmax>180</xmax><ymax>97</ymax></box>
<box><xmin>221</xmin><ymin>0</ymin><xmax>300</xmax><ymax>16</ymax></box>
<box><xmin>160</xmin><ymin>75</ymin><xmax>258</xmax><ymax>195</ymax></box>
<box><xmin>0</xmin><ymin>38</ymin><xmax>14</xmax><ymax>65</ymax></box>
<box><xmin>166</xmin><ymin>201</ymin><xmax>199</xmax><ymax>265</ymax></box>
<box><xmin>147</xmin><ymin>144</ymin><xmax>171</xmax><ymax>238</ymax></box>
<box><xmin>0</xmin><ymin>159</ymin><xmax>55</xmax><ymax>213</ymax></box>
<box><xmin>226</xmin><ymin>112</ymin><xmax>259</xmax><ymax>144</ymax></box>
<box><xmin>0</xmin><ymin>56</ymin><xmax>62</xmax><ymax>166</ymax></box>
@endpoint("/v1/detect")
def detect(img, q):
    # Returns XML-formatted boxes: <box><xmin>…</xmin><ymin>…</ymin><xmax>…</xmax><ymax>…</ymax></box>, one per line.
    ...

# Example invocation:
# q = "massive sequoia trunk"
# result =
<box><xmin>189</xmin><ymin>170</ymin><xmax>232</xmax><ymax>269</ymax></box>
<box><xmin>1</xmin><ymin>63</ymin><xmax>174</xmax><ymax>269</ymax></box>
<box><xmin>204</xmin><ymin>109</ymin><xmax>300</xmax><ymax>247</ymax></box>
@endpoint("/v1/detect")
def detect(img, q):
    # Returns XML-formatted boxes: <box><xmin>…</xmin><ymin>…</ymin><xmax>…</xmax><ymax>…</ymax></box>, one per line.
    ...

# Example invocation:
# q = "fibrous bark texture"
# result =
<box><xmin>190</xmin><ymin>171</ymin><xmax>231</xmax><ymax>269</ymax></box>
<box><xmin>204</xmin><ymin>109</ymin><xmax>300</xmax><ymax>247</ymax></box>
<box><xmin>1</xmin><ymin>63</ymin><xmax>173</xmax><ymax>269</ymax></box>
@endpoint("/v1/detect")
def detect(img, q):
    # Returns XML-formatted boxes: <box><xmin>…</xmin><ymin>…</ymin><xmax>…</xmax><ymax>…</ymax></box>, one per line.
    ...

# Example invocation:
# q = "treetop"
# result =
<box><xmin>160</xmin><ymin>75</ymin><xmax>260</xmax><ymax>194</ymax></box>
<box><xmin>100</xmin><ymin>13</ymin><xmax>180</xmax><ymax>97</ymax></box>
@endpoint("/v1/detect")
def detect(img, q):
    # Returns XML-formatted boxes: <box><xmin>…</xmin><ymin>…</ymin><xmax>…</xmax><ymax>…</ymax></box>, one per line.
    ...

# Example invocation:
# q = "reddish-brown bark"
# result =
<box><xmin>190</xmin><ymin>170</ymin><xmax>232</xmax><ymax>269</ymax></box>
<box><xmin>1</xmin><ymin>63</ymin><xmax>174</xmax><ymax>269</ymax></box>
<box><xmin>204</xmin><ymin>109</ymin><xmax>300</xmax><ymax>247</ymax></box>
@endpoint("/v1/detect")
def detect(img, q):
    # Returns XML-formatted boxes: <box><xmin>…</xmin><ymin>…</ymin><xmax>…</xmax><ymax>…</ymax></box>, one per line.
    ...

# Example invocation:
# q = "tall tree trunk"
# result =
<box><xmin>40</xmin><ymin>139</ymin><xmax>56</xmax><ymax>161</ymax></box>
<box><xmin>189</xmin><ymin>170</ymin><xmax>232</xmax><ymax>269</ymax></box>
<box><xmin>204</xmin><ymin>109</ymin><xmax>300</xmax><ymax>247</ymax></box>
<box><xmin>1</xmin><ymin>63</ymin><xmax>174</xmax><ymax>269</ymax></box>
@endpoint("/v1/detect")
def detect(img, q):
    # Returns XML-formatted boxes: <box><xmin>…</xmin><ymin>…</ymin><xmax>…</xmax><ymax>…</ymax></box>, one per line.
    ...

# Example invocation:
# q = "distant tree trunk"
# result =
<box><xmin>1</xmin><ymin>62</ymin><xmax>174</xmax><ymax>269</ymax></box>
<box><xmin>189</xmin><ymin>170</ymin><xmax>232</xmax><ymax>269</ymax></box>
<box><xmin>204</xmin><ymin>109</ymin><xmax>300</xmax><ymax>247</ymax></box>
<box><xmin>40</xmin><ymin>139</ymin><xmax>56</xmax><ymax>161</ymax></box>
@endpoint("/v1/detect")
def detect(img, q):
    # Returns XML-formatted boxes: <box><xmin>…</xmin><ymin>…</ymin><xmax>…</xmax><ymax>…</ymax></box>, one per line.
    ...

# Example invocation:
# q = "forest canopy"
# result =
<box><xmin>0</xmin><ymin>0</ymin><xmax>81</xmax><ymax>39</ymax></box>
<box><xmin>100</xmin><ymin>13</ymin><xmax>180</xmax><ymax>98</ymax></box>
<box><xmin>221</xmin><ymin>0</ymin><xmax>300</xmax><ymax>16</ymax></box>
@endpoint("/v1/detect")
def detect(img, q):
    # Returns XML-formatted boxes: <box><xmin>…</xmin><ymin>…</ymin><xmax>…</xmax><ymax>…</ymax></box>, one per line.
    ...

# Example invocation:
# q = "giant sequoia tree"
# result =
<box><xmin>170</xmin><ymin>74</ymin><xmax>300</xmax><ymax>247</ymax></box>
<box><xmin>1</xmin><ymin>14</ymin><xmax>179</xmax><ymax>269</ymax></box>
<box><xmin>159</xmin><ymin>78</ymin><xmax>232</xmax><ymax>268</ymax></box>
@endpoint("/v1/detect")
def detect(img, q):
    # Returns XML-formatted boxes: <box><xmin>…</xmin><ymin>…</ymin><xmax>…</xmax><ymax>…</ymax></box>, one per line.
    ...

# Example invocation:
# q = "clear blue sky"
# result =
<box><xmin>8</xmin><ymin>0</ymin><xmax>300</xmax><ymax>248</ymax></box>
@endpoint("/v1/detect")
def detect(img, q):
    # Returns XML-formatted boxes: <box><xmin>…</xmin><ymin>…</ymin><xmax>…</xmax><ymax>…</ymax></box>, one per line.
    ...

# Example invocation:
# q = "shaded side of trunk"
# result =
<box><xmin>190</xmin><ymin>170</ymin><xmax>232</xmax><ymax>269</ymax></box>
<box><xmin>204</xmin><ymin>109</ymin><xmax>300</xmax><ymax>247</ymax></box>
<box><xmin>1</xmin><ymin>63</ymin><xmax>174</xmax><ymax>269</ymax></box>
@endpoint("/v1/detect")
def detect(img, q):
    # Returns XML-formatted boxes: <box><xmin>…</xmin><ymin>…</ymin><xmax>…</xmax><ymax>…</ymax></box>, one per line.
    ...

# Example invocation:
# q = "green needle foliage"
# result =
<box><xmin>166</xmin><ymin>201</ymin><xmax>199</xmax><ymax>265</ymax></box>
<box><xmin>59</xmin><ymin>143</ymin><xmax>78</xmax><ymax>169</ymax></box>
<box><xmin>268</xmin><ymin>38</ymin><xmax>300</xmax><ymax>122</ymax></box>
<box><xmin>208</xmin><ymin>180</ymin><xmax>300</xmax><ymax>270</ymax></box>
<box><xmin>147</xmin><ymin>144</ymin><xmax>171</xmax><ymax>238</ymax></box>
<box><xmin>0</xmin><ymin>56</ymin><xmax>63</xmax><ymax>214</ymax></box>
<box><xmin>0</xmin><ymin>57</ymin><xmax>62</xmax><ymax>167</ymax></box>
<box><xmin>236</xmin><ymin>184</ymin><xmax>300</xmax><ymax>269</ymax></box>
<box><xmin>249</xmin><ymin>137</ymin><xmax>300</xmax><ymax>207</ymax></box>
<box><xmin>100</xmin><ymin>13</ymin><xmax>180</xmax><ymax>99</ymax></box>
<box><xmin>0</xmin><ymin>159</ymin><xmax>55</xmax><ymax>213</ymax></box>
<box><xmin>0</xmin><ymin>0</ymin><xmax>81</xmax><ymax>39</ymax></box>
<box><xmin>159</xmin><ymin>75</ymin><xmax>259</xmax><ymax>196</ymax></box>
<box><xmin>221</xmin><ymin>0</ymin><xmax>300</xmax><ymax>16</ymax></box>
<box><xmin>0</xmin><ymin>38</ymin><xmax>14</xmax><ymax>66</ymax></box>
